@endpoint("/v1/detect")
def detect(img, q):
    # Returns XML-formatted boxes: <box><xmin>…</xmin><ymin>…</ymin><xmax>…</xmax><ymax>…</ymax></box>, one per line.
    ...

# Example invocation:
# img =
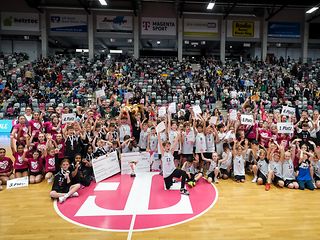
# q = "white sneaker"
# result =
<box><xmin>214</xmin><ymin>177</ymin><xmax>219</xmax><ymax>183</ymax></box>
<box><xmin>59</xmin><ymin>196</ymin><xmax>66</xmax><ymax>204</ymax></box>
<box><xmin>47</xmin><ymin>176</ymin><xmax>53</xmax><ymax>183</ymax></box>
<box><xmin>252</xmin><ymin>176</ymin><xmax>257</xmax><ymax>183</ymax></box>
<box><xmin>71</xmin><ymin>192</ymin><xmax>79</xmax><ymax>197</ymax></box>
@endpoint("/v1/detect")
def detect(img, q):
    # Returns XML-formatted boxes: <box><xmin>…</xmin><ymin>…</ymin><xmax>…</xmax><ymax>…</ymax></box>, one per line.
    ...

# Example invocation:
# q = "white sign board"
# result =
<box><xmin>230</xmin><ymin>109</ymin><xmax>237</xmax><ymax>121</ymax></box>
<box><xmin>50</xmin><ymin>14</ymin><xmax>87</xmax><ymax>32</ymax></box>
<box><xmin>168</xmin><ymin>102</ymin><xmax>176</xmax><ymax>114</ymax></box>
<box><xmin>62</xmin><ymin>113</ymin><xmax>76</xmax><ymax>124</ymax></box>
<box><xmin>209</xmin><ymin>116</ymin><xmax>218</xmax><ymax>125</ymax></box>
<box><xmin>277</xmin><ymin>122</ymin><xmax>294</xmax><ymax>134</ymax></box>
<box><xmin>141</xmin><ymin>17</ymin><xmax>176</xmax><ymax>36</ymax></box>
<box><xmin>184</xmin><ymin>19</ymin><xmax>218</xmax><ymax>37</ymax></box>
<box><xmin>96</xmin><ymin>15</ymin><xmax>133</xmax><ymax>33</ymax></box>
<box><xmin>1</xmin><ymin>12</ymin><xmax>39</xmax><ymax>31</ymax></box>
<box><xmin>124</xmin><ymin>92</ymin><xmax>133</xmax><ymax>100</ymax></box>
<box><xmin>95</xmin><ymin>89</ymin><xmax>105</xmax><ymax>98</ymax></box>
<box><xmin>281</xmin><ymin>106</ymin><xmax>295</xmax><ymax>117</ymax></box>
<box><xmin>121</xmin><ymin>152</ymin><xmax>150</xmax><ymax>174</ymax></box>
<box><xmin>92</xmin><ymin>151</ymin><xmax>120</xmax><ymax>182</ymax></box>
<box><xmin>241</xmin><ymin>114</ymin><xmax>254</xmax><ymax>125</ymax></box>
<box><xmin>156</xmin><ymin>121</ymin><xmax>166</xmax><ymax>134</ymax></box>
<box><xmin>158</xmin><ymin>106</ymin><xmax>167</xmax><ymax>117</ymax></box>
<box><xmin>192</xmin><ymin>105</ymin><xmax>202</xmax><ymax>119</ymax></box>
<box><xmin>7</xmin><ymin>176</ymin><xmax>29</xmax><ymax>189</ymax></box>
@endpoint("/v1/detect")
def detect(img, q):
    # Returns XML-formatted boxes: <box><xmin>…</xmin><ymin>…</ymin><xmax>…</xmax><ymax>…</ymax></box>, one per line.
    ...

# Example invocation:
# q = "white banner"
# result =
<box><xmin>192</xmin><ymin>105</ymin><xmax>202</xmax><ymax>119</ymax></box>
<box><xmin>241</xmin><ymin>114</ymin><xmax>254</xmax><ymax>125</ymax></box>
<box><xmin>184</xmin><ymin>19</ymin><xmax>218</xmax><ymax>37</ymax></box>
<box><xmin>230</xmin><ymin>109</ymin><xmax>238</xmax><ymax>121</ymax></box>
<box><xmin>96</xmin><ymin>15</ymin><xmax>133</xmax><ymax>33</ymax></box>
<box><xmin>141</xmin><ymin>17</ymin><xmax>176</xmax><ymax>36</ymax></box>
<box><xmin>121</xmin><ymin>152</ymin><xmax>150</xmax><ymax>174</ymax></box>
<box><xmin>277</xmin><ymin>122</ymin><xmax>294</xmax><ymax>134</ymax></box>
<box><xmin>50</xmin><ymin>14</ymin><xmax>87</xmax><ymax>32</ymax></box>
<box><xmin>62</xmin><ymin>113</ymin><xmax>76</xmax><ymax>124</ymax></box>
<box><xmin>7</xmin><ymin>176</ymin><xmax>29</xmax><ymax>189</ymax></box>
<box><xmin>1</xmin><ymin>12</ymin><xmax>39</xmax><ymax>31</ymax></box>
<box><xmin>281</xmin><ymin>106</ymin><xmax>295</xmax><ymax>117</ymax></box>
<box><xmin>158</xmin><ymin>106</ymin><xmax>167</xmax><ymax>117</ymax></box>
<box><xmin>168</xmin><ymin>102</ymin><xmax>176</xmax><ymax>114</ymax></box>
<box><xmin>92</xmin><ymin>151</ymin><xmax>120</xmax><ymax>182</ymax></box>
<box><xmin>156</xmin><ymin>121</ymin><xmax>166</xmax><ymax>134</ymax></box>
<box><xmin>95</xmin><ymin>89</ymin><xmax>105</xmax><ymax>98</ymax></box>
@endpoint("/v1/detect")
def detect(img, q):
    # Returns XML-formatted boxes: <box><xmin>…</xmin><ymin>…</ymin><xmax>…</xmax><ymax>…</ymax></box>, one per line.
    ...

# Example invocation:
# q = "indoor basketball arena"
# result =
<box><xmin>1</xmin><ymin>0</ymin><xmax>320</xmax><ymax>239</ymax></box>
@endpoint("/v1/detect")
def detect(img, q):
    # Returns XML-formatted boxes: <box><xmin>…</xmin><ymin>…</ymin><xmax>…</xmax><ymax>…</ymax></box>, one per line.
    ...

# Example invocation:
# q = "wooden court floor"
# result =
<box><xmin>1</xmin><ymin>176</ymin><xmax>320</xmax><ymax>240</ymax></box>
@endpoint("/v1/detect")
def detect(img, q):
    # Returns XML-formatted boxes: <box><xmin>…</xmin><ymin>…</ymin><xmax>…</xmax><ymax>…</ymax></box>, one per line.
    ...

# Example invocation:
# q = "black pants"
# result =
<box><xmin>164</xmin><ymin>169</ymin><xmax>187</xmax><ymax>190</ymax></box>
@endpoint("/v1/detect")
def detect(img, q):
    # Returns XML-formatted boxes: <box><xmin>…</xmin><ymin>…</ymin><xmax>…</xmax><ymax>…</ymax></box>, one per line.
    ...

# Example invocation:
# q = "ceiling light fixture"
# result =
<box><xmin>98</xmin><ymin>0</ymin><xmax>108</xmax><ymax>6</ymax></box>
<box><xmin>306</xmin><ymin>6</ymin><xmax>319</xmax><ymax>14</ymax></box>
<box><xmin>207</xmin><ymin>1</ymin><xmax>215</xmax><ymax>10</ymax></box>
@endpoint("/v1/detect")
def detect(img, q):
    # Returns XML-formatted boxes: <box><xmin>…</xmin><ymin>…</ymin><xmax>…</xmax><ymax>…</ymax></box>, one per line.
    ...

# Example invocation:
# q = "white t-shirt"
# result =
<box><xmin>195</xmin><ymin>132</ymin><xmax>206</xmax><ymax>153</ymax></box>
<box><xmin>233</xmin><ymin>155</ymin><xmax>245</xmax><ymax>176</ymax></box>
<box><xmin>149</xmin><ymin>134</ymin><xmax>158</xmax><ymax>152</ymax></box>
<box><xmin>257</xmin><ymin>158</ymin><xmax>269</xmax><ymax>177</ymax></box>
<box><xmin>119</xmin><ymin>124</ymin><xmax>131</xmax><ymax>142</ymax></box>
<box><xmin>138</xmin><ymin>129</ymin><xmax>149</xmax><ymax>149</ymax></box>
<box><xmin>162</xmin><ymin>152</ymin><xmax>176</xmax><ymax>178</ymax></box>
<box><xmin>220</xmin><ymin>151</ymin><xmax>232</xmax><ymax>169</ymax></box>
<box><xmin>205</xmin><ymin>133</ymin><xmax>215</xmax><ymax>153</ymax></box>
<box><xmin>282</xmin><ymin>159</ymin><xmax>295</xmax><ymax>180</ymax></box>
<box><xmin>169</xmin><ymin>130</ymin><xmax>179</xmax><ymax>151</ymax></box>
<box><xmin>182</xmin><ymin>130</ymin><xmax>195</xmax><ymax>154</ymax></box>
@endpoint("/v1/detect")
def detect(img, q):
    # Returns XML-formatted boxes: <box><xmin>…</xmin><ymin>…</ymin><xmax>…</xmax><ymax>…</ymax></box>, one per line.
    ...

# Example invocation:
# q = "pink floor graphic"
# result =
<box><xmin>54</xmin><ymin>172</ymin><xmax>218</xmax><ymax>232</ymax></box>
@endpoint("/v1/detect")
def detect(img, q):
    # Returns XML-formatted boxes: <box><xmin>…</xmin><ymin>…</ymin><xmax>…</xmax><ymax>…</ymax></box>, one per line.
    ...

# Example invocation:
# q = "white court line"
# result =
<box><xmin>127</xmin><ymin>214</ymin><xmax>136</xmax><ymax>240</ymax></box>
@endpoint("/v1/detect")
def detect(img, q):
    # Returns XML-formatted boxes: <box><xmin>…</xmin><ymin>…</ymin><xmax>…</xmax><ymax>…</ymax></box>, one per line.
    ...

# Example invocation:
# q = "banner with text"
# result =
<box><xmin>7</xmin><ymin>176</ymin><xmax>29</xmax><ymax>189</ymax></box>
<box><xmin>184</xmin><ymin>18</ymin><xmax>218</xmax><ymax>37</ymax></box>
<box><xmin>50</xmin><ymin>14</ymin><xmax>87</xmax><ymax>32</ymax></box>
<box><xmin>141</xmin><ymin>17</ymin><xmax>176</xmax><ymax>36</ymax></box>
<box><xmin>1</xmin><ymin>12</ymin><xmax>39</xmax><ymax>31</ymax></box>
<box><xmin>92</xmin><ymin>151</ymin><xmax>120</xmax><ymax>182</ymax></box>
<box><xmin>227</xmin><ymin>20</ymin><xmax>260</xmax><ymax>38</ymax></box>
<box><xmin>277</xmin><ymin>122</ymin><xmax>294</xmax><ymax>134</ymax></box>
<box><xmin>96</xmin><ymin>15</ymin><xmax>133</xmax><ymax>33</ymax></box>
<box><xmin>121</xmin><ymin>152</ymin><xmax>150</xmax><ymax>174</ymax></box>
<box><xmin>241</xmin><ymin>114</ymin><xmax>254</xmax><ymax>125</ymax></box>
<box><xmin>268</xmin><ymin>22</ymin><xmax>300</xmax><ymax>38</ymax></box>
<box><xmin>0</xmin><ymin>120</ymin><xmax>13</xmax><ymax>133</ymax></box>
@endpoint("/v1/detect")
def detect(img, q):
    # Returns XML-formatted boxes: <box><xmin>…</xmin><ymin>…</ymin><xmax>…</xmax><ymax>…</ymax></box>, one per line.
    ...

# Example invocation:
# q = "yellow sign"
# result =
<box><xmin>232</xmin><ymin>21</ymin><xmax>254</xmax><ymax>37</ymax></box>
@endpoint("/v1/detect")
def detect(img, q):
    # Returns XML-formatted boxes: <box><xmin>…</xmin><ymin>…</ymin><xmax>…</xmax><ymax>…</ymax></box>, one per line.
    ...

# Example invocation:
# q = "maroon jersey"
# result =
<box><xmin>13</xmin><ymin>152</ymin><xmax>28</xmax><ymax>170</ymax></box>
<box><xmin>45</xmin><ymin>155</ymin><xmax>56</xmax><ymax>172</ymax></box>
<box><xmin>28</xmin><ymin>158</ymin><xmax>43</xmax><ymax>173</ymax></box>
<box><xmin>0</xmin><ymin>157</ymin><xmax>13</xmax><ymax>174</ymax></box>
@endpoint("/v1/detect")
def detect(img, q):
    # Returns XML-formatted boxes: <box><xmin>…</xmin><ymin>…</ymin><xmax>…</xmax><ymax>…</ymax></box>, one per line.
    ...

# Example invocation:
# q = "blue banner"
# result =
<box><xmin>0</xmin><ymin>120</ymin><xmax>13</xmax><ymax>133</ymax></box>
<box><xmin>268</xmin><ymin>22</ymin><xmax>300</xmax><ymax>38</ymax></box>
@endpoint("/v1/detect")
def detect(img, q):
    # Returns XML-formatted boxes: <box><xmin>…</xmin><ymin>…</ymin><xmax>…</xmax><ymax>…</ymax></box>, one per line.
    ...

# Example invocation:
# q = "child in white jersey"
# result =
<box><xmin>252</xmin><ymin>149</ymin><xmax>270</xmax><ymax>189</ymax></box>
<box><xmin>268</xmin><ymin>148</ymin><xmax>285</xmax><ymax>189</ymax></box>
<box><xmin>118</xmin><ymin>110</ymin><xmax>132</xmax><ymax>143</ymax></box>
<box><xmin>158</xmin><ymin>131</ymin><xmax>189</xmax><ymax>195</ymax></box>
<box><xmin>181</xmin><ymin>121</ymin><xmax>195</xmax><ymax>163</ymax></box>
<box><xmin>168</xmin><ymin>114</ymin><xmax>180</xmax><ymax>167</ymax></box>
<box><xmin>138</xmin><ymin>121</ymin><xmax>149</xmax><ymax>151</ymax></box>
<box><xmin>281</xmin><ymin>143</ymin><xmax>299</xmax><ymax>189</ymax></box>
<box><xmin>181</xmin><ymin>154</ymin><xmax>203</xmax><ymax>187</ymax></box>
<box><xmin>201</xmin><ymin>152</ymin><xmax>220</xmax><ymax>183</ymax></box>
<box><xmin>232</xmin><ymin>140</ymin><xmax>248</xmax><ymax>183</ymax></box>
<box><xmin>194</xmin><ymin>117</ymin><xmax>207</xmax><ymax>172</ymax></box>
<box><xmin>219</xmin><ymin>143</ymin><xmax>232</xmax><ymax>179</ymax></box>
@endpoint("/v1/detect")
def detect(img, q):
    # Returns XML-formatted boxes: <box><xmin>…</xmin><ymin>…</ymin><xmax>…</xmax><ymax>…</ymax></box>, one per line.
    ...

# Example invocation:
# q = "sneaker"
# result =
<box><xmin>71</xmin><ymin>192</ymin><xmax>79</xmax><ymax>197</ymax></box>
<box><xmin>214</xmin><ymin>177</ymin><xmax>219</xmax><ymax>183</ymax></box>
<box><xmin>130</xmin><ymin>173</ymin><xmax>136</xmax><ymax>177</ymax></box>
<box><xmin>265</xmin><ymin>183</ymin><xmax>271</xmax><ymax>191</ymax></box>
<box><xmin>192</xmin><ymin>181</ymin><xmax>196</xmax><ymax>187</ymax></box>
<box><xmin>59</xmin><ymin>196</ymin><xmax>66</xmax><ymax>204</ymax></box>
<box><xmin>252</xmin><ymin>176</ymin><xmax>257</xmax><ymax>183</ymax></box>
<box><xmin>187</xmin><ymin>181</ymin><xmax>194</xmax><ymax>187</ymax></box>
<box><xmin>47</xmin><ymin>176</ymin><xmax>53</xmax><ymax>183</ymax></box>
<box><xmin>180</xmin><ymin>188</ymin><xmax>190</xmax><ymax>196</ymax></box>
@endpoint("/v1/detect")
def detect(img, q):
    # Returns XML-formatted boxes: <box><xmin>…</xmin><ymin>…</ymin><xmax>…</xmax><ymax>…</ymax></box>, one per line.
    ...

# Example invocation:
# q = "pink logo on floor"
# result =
<box><xmin>54</xmin><ymin>172</ymin><xmax>218</xmax><ymax>231</ymax></box>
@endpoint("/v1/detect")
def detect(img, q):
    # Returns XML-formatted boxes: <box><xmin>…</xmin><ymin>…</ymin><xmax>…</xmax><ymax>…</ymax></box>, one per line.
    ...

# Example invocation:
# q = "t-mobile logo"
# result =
<box><xmin>142</xmin><ymin>21</ymin><xmax>151</xmax><ymax>30</ymax></box>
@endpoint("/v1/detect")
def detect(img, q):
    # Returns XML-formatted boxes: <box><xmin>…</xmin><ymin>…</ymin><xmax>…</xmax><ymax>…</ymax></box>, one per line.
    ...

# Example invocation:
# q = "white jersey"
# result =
<box><xmin>233</xmin><ymin>155</ymin><xmax>245</xmax><ymax>176</ymax></box>
<box><xmin>207</xmin><ymin>160</ymin><xmax>218</xmax><ymax>175</ymax></box>
<box><xmin>220</xmin><ymin>151</ymin><xmax>232</xmax><ymax>169</ymax></box>
<box><xmin>312</xmin><ymin>160</ymin><xmax>320</xmax><ymax>178</ymax></box>
<box><xmin>182</xmin><ymin>130</ymin><xmax>195</xmax><ymax>154</ymax></box>
<box><xmin>182</xmin><ymin>163</ymin><xmax>196</xmax><ymax>174</ymax></box>
<box><xmin>269</xmin><ymin>160</ymin><xmax>283</xmax><ymax>178</ymax></box>
<box><xmin>149</xmin><ymin>134</ymin><xmax>158</xmax><ymax>152</ymax></box>
<box><xmin>257</xmin><ymin>158</ymin><xmax>269</xmax><ymax>177</ymax></box>
<box><xmin>205</xmin><ymin>133</ymin><xmax>215</xmax><ymax>153</ymax></box>
<box><xmin>168</xmin><ymin>130</ymin><xmax>179</xmax><ymax>151</ymax></box>
<box><xmin>119</xmin><ymin>124</ymin><xmax>131</xmax><ymax>142</ymax></box>
<box><xmin>216</xmin><ymin>132</ymin><xmax>226</xmax><ymax>155</ymax></box>
<box><xmin>138</xmin><ymin>129</ymin><xmax>149</xmax><ymax>149</ymax></box>
<box><xmin>195</xmin><ymin>132</ymin><xmax>206</xmax><ymax>153</ymax></box>
<box><xmin>162</xmin><ymin>152</ymin><xmax>176</xmax><ymax>178</ymax></box>
<box><xmin>158</xmin><ymin>132</ymin><xmax>167</xmax><ymax>153</ymax></box>
<box><xmin>282</xmin><ymin>159</ymin><xmax>295</xmax><ymax>180</ymax></box>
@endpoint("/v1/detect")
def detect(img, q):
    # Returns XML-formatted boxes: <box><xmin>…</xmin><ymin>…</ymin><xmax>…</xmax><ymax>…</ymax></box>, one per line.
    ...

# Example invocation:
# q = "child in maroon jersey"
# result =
<box><xmin>10</xmin><ymin>135</ymin><xmax>29</xmax><ymax>178</ymax></box>
<box><xmin>28</xmin><ymin>151</ymin><xmax>43</xmax><ymax>184</ymax></box>
<box><xmin>0</xmin><ymin>148</ymin><xmax>14</xmax><ymax>190</ymax></box>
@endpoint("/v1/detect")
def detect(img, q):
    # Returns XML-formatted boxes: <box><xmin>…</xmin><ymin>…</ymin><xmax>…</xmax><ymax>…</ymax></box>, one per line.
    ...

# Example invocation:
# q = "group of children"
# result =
<box><xmin>1</xmin><ymin>102</ymin><xmax>319</xmax><ymax>202</ymax></box>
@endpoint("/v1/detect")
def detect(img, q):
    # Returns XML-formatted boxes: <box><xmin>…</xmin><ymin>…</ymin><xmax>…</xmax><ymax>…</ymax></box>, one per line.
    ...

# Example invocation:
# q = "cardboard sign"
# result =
<box><xmin>95</xmin><ymin>89</ymin><xmax>105</xmax><ymax>98</ymax></box>
<box><xmin>121</xmin><ymin>152</ymin><xmax>150</xmax><ymax>174</ymax></box>
<box><xmin>158</xmin><ymin>106</ymin><xmax>167</xmax><ymax>118</ymax></box>
<box><xmin>62</xmin><ymin>113</ymin><xmax>76</xmax><ymax>124</ymax></box>
<box><xmin>168</xmin><ymin>102</ymin><xmax>176</xmax><ymax>114</ymax></box>
<box><xmin>277</xmin><ymin>122</ymin><xmax>294</xmax><ymax>134</ymax></box>
<box><xmin>230</xmin><ymin>109</ymin><xmax>237</xmax><ymax>121</ymax></box>
<box><xmin>281</xmin><ymin>106</ymin><xmax>295</xmax><ymax>117</ymax></box>
<box><xmin>92</xmin><ymin>151</ymin><xmax>120</xmax><ymax>182</ymax></box>
<box><xmin>192</xmin><ymin>105</ymin><xmax>202</xmax><ymax>119</ymax></box>
<box><xmin>241</xmin><ymin>114</ymin><xmax>254</xmax><ymax>125</ymax></box>
<box><xmin>124</xmin><ymin>92</ymin><xmax>133</xmax><ymax>100</ymax></box>
<box><xmin>156</xmin><ymin>121</ymin><xmax>166</xmax><ymax>134</ymax></box>
<box><xmin>209</xmin><ymin>116</ymin><xmax>218</xmax><ymax>125</ymax></box>
<box><xmin>7</xmin><ymin>176</ymin><xmax>29</xmax><ymax>189</ymax></box>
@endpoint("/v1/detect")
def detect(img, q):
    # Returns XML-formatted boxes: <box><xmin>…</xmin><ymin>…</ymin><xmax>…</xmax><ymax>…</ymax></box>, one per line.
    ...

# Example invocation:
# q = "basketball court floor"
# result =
<box><xmin>1</xmin><ymin>133</ymin><xmax>320</xmax><ymax>240</ymax></box>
